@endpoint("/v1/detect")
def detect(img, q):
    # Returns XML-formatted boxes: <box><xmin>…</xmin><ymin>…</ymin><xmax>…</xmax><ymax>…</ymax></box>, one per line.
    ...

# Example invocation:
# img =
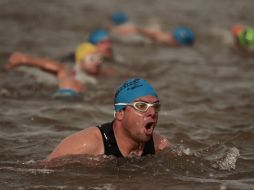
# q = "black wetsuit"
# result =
<box><xmin>97</xmin><ymin>121</ymin><xmax>155</xmax><ymax>157</ymax></box>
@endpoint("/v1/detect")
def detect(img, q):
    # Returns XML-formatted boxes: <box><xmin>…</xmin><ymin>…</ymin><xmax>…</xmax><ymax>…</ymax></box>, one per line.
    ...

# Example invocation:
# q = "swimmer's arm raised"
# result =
<box><xmin>46</xmin><ymin>127</ymin><xmax>104</xmax><ymax>161</ymax></box>
<box><xmin>6</xmin><ymin>52</ymin><xmax>66</xmax><ymax>74</ymax></box>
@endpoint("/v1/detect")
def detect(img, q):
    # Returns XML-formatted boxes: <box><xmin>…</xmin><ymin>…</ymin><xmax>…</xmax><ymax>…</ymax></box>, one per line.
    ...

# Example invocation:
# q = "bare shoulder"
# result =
<box><xmin>47</xmin><ymin>126</ymin><xmax>104</xmax><ymax>161</ymax></box>
<box><xmin>65</xmin><ymin>126</ymin><xmax>102</xmax><ymax>144</ymax></box>
<box><xmin>153</xmin><ymin>132</ymin><xmax>170</xmax><ymax>152</ymax></box>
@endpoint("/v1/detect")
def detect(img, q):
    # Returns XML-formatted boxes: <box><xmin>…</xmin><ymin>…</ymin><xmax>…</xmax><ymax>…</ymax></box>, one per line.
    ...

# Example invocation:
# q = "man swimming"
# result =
<box><xmin>46</xmin><ymin>78</ymin><xmax>170</xmax><ymax>160</ymax></box>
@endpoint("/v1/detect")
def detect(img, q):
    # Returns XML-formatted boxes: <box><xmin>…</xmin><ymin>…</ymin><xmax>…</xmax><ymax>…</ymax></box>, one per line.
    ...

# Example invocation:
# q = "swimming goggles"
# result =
<box><xmin>115</xmin><ymin>101</ymin><xmax>161</xmax><ymax>113</ymax></box>
<box><xmin>84</xmin><ymin>54</ymin><xmax>103</xmax><ymax>63</ymax></box>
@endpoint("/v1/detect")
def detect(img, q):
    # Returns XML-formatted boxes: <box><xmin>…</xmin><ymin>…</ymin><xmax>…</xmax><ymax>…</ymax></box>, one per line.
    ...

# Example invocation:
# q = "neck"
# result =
<box><xmin>113</xmin><ymin>121</ymin><xmax>145</xmax><ymax>157</ymax></box>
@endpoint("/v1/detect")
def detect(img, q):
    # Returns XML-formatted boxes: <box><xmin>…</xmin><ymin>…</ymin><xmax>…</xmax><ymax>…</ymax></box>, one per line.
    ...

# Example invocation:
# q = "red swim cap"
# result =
<box><xmin>231</xmin><ymin>24</ymin><xmax>245</xmax><ymax>37</ymax></box>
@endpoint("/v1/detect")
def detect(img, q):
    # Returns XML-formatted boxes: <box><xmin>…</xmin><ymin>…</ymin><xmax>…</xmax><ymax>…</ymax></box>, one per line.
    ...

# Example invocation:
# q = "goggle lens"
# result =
<box><xmin>133</xmin><ymin>102</ymin><xmax>160</xmax><ymax>112</ymax></box>
<box><xmin>84</xmin><ymin>54</ymin><xmax>103</xmax><ymax>63</ymax></box>
<box><xmin>134</xmin><ymin>102</ymin><xmax>148</xmax><ymax>111</ymax></box>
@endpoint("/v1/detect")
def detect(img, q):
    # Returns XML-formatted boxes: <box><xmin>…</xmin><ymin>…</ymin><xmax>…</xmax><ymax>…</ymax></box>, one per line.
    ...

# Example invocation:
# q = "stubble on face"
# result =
<box><xmin>125</xmin><ymin>109</ymin><xmax>156</xmax><ymax>143</ymax></box>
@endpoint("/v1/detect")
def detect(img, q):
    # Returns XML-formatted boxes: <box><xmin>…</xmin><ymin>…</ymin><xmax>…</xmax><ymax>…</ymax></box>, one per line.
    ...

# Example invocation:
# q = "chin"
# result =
<box><xmin>140</xmin><ymin>134</ymin><xmax>152</xmax><ymax>143</ymax></box>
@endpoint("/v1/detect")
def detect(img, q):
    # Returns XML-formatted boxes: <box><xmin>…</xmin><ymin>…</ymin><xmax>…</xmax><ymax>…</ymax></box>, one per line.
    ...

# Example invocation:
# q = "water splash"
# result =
<box><xmin>211</xmin><ymin>147</ymin><xmax>240</xmax><ymax>171</ymax></box>
<box><xmin>170</xmin><ymin>144</ymin><xmax>192</xmax><ymax>156</ymax></box>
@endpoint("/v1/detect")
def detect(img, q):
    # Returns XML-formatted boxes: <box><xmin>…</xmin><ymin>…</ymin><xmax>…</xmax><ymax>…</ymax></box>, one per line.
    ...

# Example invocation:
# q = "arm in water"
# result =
<box><xmin>138</xmin><ymin>27</ymin><xmax>177</xmax><ymax>45</ymax></box>
<box><xmin>6</xmin><ymin>52</ymin><xmax>85</xmax><ymax>93</ymax></box>
<box><xmin>138</xmin><ymin>26</ymin><xmax>195</xmax><ymax>46</ymax></box>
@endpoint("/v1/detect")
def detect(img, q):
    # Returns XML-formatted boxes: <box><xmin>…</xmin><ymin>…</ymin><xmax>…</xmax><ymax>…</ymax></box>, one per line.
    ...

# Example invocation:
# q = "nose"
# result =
<box><xmin>146</xmin><ymin>106</ymin><xmax>157</xmax><ymax>118</ymax></box>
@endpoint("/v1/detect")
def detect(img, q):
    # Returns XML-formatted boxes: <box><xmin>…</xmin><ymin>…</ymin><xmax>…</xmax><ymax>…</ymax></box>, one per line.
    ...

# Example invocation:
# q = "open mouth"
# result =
<box><xmin>145</xmin><ymin>122</ymin><xmax>154</xmax><ymax>130</ymax></box>
<box><xmin>144</xmin><ymin>122</ymin><xmax>155</xmax><ymax>133</ymax></box>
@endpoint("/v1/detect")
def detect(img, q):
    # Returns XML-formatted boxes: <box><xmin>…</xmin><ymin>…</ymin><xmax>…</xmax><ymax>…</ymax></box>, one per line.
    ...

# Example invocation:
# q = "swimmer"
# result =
<box><xmin>59</xmin><ymin>29</ymin><xmax>113</xmax><ymax>63</ymax></box>
<box><xmin>46</xmin><ymin>78</ymin><xmax>170</xmax><ymax>160</ymax></box>
<box><xmin>109</xmin><ymin>12</ymin><xmax>138</xmax><ymax>36</ymax></box>
<box><xmin>108</xmin><ymin>11</ymin><xmax>154</xmax><ymax>44</ymax></box>
<box><xmin>138</xmin><ymin>26</ymin><xmax>195</xmax><ymax>46</ymax></box>
<box><xmin>88</xmin><ymin>28</ymin><xmax>113</xmax><ymax>60</ymax></box>
<box><xmin>231</xmin><ymin>24</ymin><xmax>254</xmax><ymax>50</ymax></box>
<box><xmin>6</xmin><ymin>42</ymin><xmax>107</xmax><ymax>97</ymax></box>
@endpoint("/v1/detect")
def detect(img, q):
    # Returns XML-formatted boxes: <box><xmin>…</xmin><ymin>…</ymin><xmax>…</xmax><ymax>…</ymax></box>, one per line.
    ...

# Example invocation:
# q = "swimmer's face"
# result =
<box><xmin>79</xmin><ymin>53</ymin><xmax>102</xmax><ymax>75</ymax></box>
<box><xmin>96</xmin><ymin>39</ymin><xmax>113</xmax><ymax>60</ymax></box>
<box><xmin>119</xmin><ymin>95</ymin><xmax>159</xmax><ymax>143</ymax></box>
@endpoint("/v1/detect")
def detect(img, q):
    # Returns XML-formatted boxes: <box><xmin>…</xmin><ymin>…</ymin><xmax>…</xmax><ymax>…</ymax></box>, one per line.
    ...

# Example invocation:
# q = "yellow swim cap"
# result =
<box><xmin>75</xmin><ymin>42</ymin><xmax>97</xmax><ymax>63</ymax></box>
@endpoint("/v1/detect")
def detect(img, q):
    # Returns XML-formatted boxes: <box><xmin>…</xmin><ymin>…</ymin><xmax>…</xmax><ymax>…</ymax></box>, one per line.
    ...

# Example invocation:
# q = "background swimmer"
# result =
<box><xmin>60</xmin><ymin>28</ymin><xmax>113</xmax><ymax>63</ymax></box>
<box><xmin>108</xmin><ymin>12</ymin><xmax>195</xmax><ymax>46</ymax></box>
<box><xmin>107</xmin><ymin>11</ymin><xmax>155</xmax><ymax>44</ymax></box>
<box><xmin>231</xmin><ymin>24</ymin><xmax>254</xmax><ymax>51</ymax></box>
<box><xmin>88</xmin><ymin>29</ymin><xmax>113</xmax><ymax>60</ymax></box>
<box><xmin>138</xmin><ymin>26</ymin><xmax>195</xmax><ymax>46</ymax></box>
<box><xmin>6</xmin><ymin>43</ymin><xmax>110</xmax><ymax>97</ymax></box>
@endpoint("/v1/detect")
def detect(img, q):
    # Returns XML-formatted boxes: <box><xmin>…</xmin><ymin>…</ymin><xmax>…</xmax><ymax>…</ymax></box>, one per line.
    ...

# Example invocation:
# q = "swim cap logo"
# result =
<box><xmin>115</xmin><ymin>78</ymin><xmax>141</xmax><ymax>99</ymax></box>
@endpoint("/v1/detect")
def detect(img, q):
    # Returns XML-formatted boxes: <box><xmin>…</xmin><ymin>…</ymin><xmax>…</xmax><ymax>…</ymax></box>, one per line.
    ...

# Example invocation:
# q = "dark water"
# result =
<box><xmin>1</xmin><ymin>0</ymin><xmax>254</xmax><ymax>189</ymax></box>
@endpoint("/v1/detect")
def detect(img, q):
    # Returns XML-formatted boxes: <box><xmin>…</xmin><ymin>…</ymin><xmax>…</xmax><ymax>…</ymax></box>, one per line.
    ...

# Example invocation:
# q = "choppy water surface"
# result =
<box><xmin>1</xmin><ymin>0</ymin><xmax>254</xmax><ymax>189</ymax></box>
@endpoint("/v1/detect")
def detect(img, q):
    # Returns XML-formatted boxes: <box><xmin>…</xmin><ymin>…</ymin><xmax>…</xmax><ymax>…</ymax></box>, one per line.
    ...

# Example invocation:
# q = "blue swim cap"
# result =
<box><xmin>111</xmin><ymin>12</ymin><xmax>128</xmax><ymax>25</ymax></box>
<box><xmin>173</xmin><ymin>27</ymin><xmax>195</xmax><ymax>45</ymax></box>
<box><xmin>114</xmin><ymin>78</ymin><xmax>158</xmax><ymax>111</ymax></box>
<box><xmin>88</xmin><ymin>29</ymin><xmax>109</xmax><ymax>44</ymax></box>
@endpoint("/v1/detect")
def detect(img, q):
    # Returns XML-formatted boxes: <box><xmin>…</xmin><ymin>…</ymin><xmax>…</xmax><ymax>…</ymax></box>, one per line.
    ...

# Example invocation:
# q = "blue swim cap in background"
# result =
<box><xmin>111</xmin><ymin>11</ymin><xmax>128</xmax><ymax>25</ymax></box>
<box><xmin>88</xmin><ymin>29</ymin><xmax>109</xmax><ymax>44</ymax></box>
<box><xmin>173</xmin><ymin>27</ymin><xmax>195</xmax><ymax>45</ymax></box>
<box><xmin>114</xmin><ymin>78</ymin><xmax>158</xmax><ymax>111</ymax></box>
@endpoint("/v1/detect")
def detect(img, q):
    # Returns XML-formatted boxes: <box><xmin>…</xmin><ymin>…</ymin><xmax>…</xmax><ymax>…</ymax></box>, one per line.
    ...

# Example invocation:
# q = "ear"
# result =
<box><xmin>115</xmin><ymin>110</ymin><xmax>124</xmax><ymax>121</ymax></box>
